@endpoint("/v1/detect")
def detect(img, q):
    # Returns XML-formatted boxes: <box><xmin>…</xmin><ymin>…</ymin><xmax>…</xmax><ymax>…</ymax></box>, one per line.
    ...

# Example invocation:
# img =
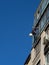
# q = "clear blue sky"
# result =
<box><xmin>0</xmin><ymin>0</ymin><xmax>40</xmax><ymax>65</ymax></box>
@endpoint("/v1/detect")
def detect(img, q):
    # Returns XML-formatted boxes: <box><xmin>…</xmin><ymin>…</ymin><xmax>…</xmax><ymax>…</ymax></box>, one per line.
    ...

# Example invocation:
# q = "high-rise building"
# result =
<box><xmin>24</xmin><ymin>0</ymin><xmax>49</xmax><ymax>65</ymax></box>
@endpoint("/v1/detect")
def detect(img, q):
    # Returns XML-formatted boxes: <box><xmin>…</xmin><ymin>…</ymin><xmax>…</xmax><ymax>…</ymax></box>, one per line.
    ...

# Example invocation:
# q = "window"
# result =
<box><xmin>46</xmin><ymin>27</ymin><xmax>49</xmax><ymax>35</ymax></box>
<box><xmin>34</xmin><ymin>22</ymin><xmax>40</xmax><ymax>43</ymax></box>
<box><xmin>41</xmin><ymin>0</ymin><xmax>47</xmax><ymax>14</ymax></box>
<box><xmin>36</xmin><ymin>60</ymin><xmax>40</xmax><ymax>65</ymax></box>
<box><xmin>40</xmin><ymin>12</ymin><xmax>46</xmax><ymax>31</ymax></box>
<box><xmin>46</xmin><ymin>51</ymin><xmax>49</xmax><ymax>65</ymax></box>
<box><xmin>37</xmin><ymin>11</ymin><xmax>40</xmax><ymax>20</ymax></box>
<box><xmin>47</xmin><ymin>7</ymin><xmax>49</xmax><ymax>21</ymax></box>
<box><xmin>42</xmin><ymin>0</ymin><xmax>46</xmax><ymax>10</ymax></box>
<box><xmin>41</xmin><ymin>18</ymin><xmax>44</xmax><ymax>29</ymax></box>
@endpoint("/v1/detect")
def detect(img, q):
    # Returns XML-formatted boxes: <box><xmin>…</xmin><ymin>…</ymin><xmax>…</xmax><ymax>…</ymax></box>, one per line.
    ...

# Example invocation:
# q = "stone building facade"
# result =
<box><xmin>24</xmin><ymin>0</ymin><xmax>49</xmax><ymax>65</ymax></box>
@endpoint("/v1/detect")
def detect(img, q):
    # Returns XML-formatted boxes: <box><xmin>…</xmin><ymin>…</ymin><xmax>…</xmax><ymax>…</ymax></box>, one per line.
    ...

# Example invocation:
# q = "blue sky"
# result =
<box><xmin>0</xmin><ymin>0</ymin><xmax>40</xmax><ymax>65</ymax></box>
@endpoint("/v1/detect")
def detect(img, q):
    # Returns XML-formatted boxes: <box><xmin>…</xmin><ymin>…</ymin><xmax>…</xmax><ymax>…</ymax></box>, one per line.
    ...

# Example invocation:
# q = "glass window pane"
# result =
<box><xmin>46</xmin><ymin>51</ymin><xmax>49</xmax><ymax>64</ymax></box>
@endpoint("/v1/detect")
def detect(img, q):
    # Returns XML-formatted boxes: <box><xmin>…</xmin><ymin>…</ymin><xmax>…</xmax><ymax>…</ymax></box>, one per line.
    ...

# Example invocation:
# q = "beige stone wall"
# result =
<box><xmin>40</xmin><ymin>31</ymin><xmax>46</xmax><ymax>65</ymax></box>
<box><xmin>31</xmin><ymin>31</ymin><xmax>47</xmax><ymax>65</ymax></box>
<box><xmin>27</xmin><ymin>59</ymin><xmax>32</xmax><ymax>65</ymax></box>
<box><xmin>31</xmin><ymin>47</ymin><xmax>40</xmax><ymax>65</ymax></box>
<box><xmin>25</xmin><ymin>31</ymin><xmax>48</xmax><ymax>65</ymax></box>
<box><xmin>31</xmin><ymin>48</ymin><xmax>36</xmax><ymax>62</ymax></box>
